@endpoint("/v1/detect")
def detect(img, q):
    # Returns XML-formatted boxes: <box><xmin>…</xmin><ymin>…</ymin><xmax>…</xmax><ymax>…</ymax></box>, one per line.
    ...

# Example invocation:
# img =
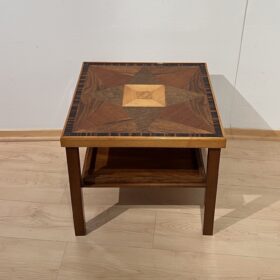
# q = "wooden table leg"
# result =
<box><xmin>82</xmin><ymin>148</ymin><xmax>98</xmax><ymax>178</ymax></box>
<box><xmin>66</xmin><ymin>147</ymin><xmax>86</xmax><ymax>236</ymax></box>
<box><xmin>203</xmin><ymin>148</ymin><xmax>221</xmax><ymax>235</ymax></box>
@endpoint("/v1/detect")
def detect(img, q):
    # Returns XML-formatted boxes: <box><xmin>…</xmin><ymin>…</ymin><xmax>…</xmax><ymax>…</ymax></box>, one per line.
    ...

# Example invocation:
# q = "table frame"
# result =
<box><xmin>62</xmin><ymin>61</ymin><xmax>225</xmax><ymax>236</ymax></box>
<box><xmin>65</xmin><ymin>146</ymin><xmax>221</xmax><ymax>236</ymax></box>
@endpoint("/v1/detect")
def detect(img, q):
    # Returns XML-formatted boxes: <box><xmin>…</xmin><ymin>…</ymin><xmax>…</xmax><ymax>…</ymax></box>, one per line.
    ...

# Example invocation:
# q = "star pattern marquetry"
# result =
<box><xmin>64</xmin><ymin>63</ymin><xmax>222</xmax><ymax>137</ymax></box>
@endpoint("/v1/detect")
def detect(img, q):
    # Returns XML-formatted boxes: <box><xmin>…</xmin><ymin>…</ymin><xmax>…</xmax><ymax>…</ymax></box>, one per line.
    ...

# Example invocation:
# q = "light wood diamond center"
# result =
<box><xmin>123</xmin><ymin>84</ymin><xmax>166</xmax><ymax>107</ymax></box>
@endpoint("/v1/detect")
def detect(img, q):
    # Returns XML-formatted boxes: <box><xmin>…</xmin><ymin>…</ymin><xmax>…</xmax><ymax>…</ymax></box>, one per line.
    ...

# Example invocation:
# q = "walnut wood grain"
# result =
<box><xmin>82</xmin><ymin>148</ymin><xmax>206</xmax><ymax>188</ymax></box>
<box><xmin>203</xmin><ymin>148</ymin><xmax>221</xmax><ymax>235</ymax></box>
<box><xmin>61</xmin><ymin>62</ymin><xmax>226</xmax><ymax>237</ymax></box>
<box><xmin>65</xmin><ymin>148</ymin><xmax>86</xmax><ymax>235</ymax></box>
<box><xmin>81</xmin><ymin>147</ymin><xmax>97</xmax><ymax>179</ymax></box>
<box><xmin>61</xmin><ymin>62</ymin><xmax>225</xmax><ymax>148</ymax></box>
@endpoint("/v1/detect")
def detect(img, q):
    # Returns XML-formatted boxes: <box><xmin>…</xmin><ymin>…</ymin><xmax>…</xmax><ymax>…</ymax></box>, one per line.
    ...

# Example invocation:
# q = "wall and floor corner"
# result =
<box><xmin>0</xmin><ymin>0</ymin><xmax>279</xmax><ymax>131</ymax></box>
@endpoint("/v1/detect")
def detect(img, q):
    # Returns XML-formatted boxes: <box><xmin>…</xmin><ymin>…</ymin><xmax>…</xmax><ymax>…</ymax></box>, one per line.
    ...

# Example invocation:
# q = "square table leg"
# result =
<box><xmin>203</xmin><ymin>148</ymin><xmax>221</xmax><ymax>235</ymax></box>
<box><xmin>66</xmin><ymin>147</ymin><xmax>86</xmax><ymax>236</ymax></box>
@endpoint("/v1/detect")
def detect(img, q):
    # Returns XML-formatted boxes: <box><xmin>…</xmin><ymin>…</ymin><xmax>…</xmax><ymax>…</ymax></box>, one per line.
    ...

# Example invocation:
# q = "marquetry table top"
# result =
<box><xmin>61</xmin><ymin>62</ymin><xmax>226</xmax><ymax>148</ymax></box>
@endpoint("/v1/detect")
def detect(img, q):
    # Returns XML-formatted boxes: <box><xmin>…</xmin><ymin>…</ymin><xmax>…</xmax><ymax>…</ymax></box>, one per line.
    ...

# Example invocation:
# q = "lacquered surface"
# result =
<box><xmin>63</xmin><ymin>63</ymin><xmax>223</xmax><ymax>138</ymax></box>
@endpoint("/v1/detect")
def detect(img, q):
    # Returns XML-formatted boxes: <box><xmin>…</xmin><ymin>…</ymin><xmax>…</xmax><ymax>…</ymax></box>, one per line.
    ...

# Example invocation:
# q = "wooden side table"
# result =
<box><xmin>60</xmin><ymin>62</ymin><xmax>226</xmax><ymax>236</ymax></box>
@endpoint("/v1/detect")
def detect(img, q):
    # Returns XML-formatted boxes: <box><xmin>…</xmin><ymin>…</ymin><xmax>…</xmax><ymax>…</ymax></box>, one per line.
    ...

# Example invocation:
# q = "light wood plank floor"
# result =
<box><xmin>0</xmin><ymin>139</ymin><xmax>279</xmax><ymax>279</ymax></box>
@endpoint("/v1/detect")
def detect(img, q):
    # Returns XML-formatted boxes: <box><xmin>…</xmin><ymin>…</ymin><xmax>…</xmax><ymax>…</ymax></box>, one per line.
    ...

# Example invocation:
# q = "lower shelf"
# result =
<box><xmin>82</xmin><ymin>148</ymin><xmax>206</xmax><ymax>188</ymax></box>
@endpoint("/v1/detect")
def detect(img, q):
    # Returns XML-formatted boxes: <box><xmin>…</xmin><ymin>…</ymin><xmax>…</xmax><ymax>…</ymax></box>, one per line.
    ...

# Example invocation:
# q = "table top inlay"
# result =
<box><xmin>61</xmin><ymin>62</ymin><xmax>225</xmax><ymax>148</ymax></box>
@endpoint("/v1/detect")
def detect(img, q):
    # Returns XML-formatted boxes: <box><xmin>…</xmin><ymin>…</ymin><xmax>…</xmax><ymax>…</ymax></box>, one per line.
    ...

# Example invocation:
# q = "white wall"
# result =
<box><xmin>234</xmin><ymin>0</ymin><xmax>280</xmax><ymax>130</ymax></box>
<box><xmin>0</xmin><ymin>0</ymin><xmax>279</xmax><ymax>130</ymax></box>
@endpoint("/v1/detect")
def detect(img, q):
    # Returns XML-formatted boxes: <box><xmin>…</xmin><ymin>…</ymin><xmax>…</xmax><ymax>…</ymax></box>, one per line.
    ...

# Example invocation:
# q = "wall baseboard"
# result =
<box><xmin>224</xmin><ymin>128</ymin><xmax>280</xmax><ymax>140</ymax></box>
<box><xmin>0</xmin><ymin>128</ymin><xmax>279</xmax><ymax>142</ymax></box>
<box><xmin>0</xmin><ymin>130</ymin><xmax>61</xmax><ymax>142</ymax></box>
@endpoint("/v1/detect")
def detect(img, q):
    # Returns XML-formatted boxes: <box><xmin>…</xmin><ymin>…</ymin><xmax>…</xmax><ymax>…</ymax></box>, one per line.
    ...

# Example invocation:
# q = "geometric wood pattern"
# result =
<box><xmin>61</xmin><ymin>63</ymin><xmax>226</xmax><ymax>236</ymax></box>
<box><xmin>63</xmin><ymin>62</ymin><xmax>223</xmax><ymax>138</ymax></box>
<box><xmin>123</xmin><ymin>84</ymin><xmax>166</xmax><ymax>107</ymax></box>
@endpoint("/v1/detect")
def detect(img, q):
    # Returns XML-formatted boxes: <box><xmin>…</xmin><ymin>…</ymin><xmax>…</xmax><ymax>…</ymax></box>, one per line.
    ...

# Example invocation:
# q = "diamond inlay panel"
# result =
<box><xmin>123</xmin><ymin>84</ymin><xmax>166</xmax><ymax>107</ymax></box>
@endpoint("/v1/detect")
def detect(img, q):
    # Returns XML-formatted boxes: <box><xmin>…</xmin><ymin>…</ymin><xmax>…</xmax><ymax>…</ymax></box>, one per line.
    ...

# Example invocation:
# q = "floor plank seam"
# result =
<box><xmin>151</xmin><ymin>211</ymin><xmax>157</xmax><ymax>249</ymax></box>
<box><xmin>55</xmin><ymin>242</ymin><xmax>68</xmax><ymax>280</ymax></box>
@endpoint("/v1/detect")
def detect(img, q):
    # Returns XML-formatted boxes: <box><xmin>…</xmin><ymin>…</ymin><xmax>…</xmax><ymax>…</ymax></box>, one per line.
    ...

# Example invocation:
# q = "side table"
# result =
<box><xmin>60</xmin><ymin>62</ymin><xmax>226</xmax><ymax>236</ymax></box>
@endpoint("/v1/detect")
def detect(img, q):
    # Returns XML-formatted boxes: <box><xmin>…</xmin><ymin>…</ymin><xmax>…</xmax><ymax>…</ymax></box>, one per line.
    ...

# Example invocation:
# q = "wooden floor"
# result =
<box><xmin>0</xmin><ymin>139</ymin><xmax>280</xmax><ymax>279</ymax></box>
